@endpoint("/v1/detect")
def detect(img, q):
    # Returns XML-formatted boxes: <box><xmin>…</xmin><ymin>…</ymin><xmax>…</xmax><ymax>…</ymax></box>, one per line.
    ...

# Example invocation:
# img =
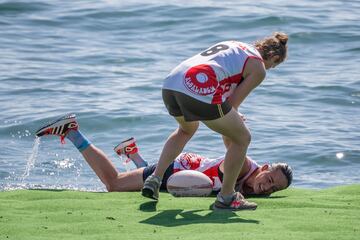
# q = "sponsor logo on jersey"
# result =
<box><xmin>183</xmin><ymin>64</ymin><xmax>218</xmax><ymax>96</ymax></box>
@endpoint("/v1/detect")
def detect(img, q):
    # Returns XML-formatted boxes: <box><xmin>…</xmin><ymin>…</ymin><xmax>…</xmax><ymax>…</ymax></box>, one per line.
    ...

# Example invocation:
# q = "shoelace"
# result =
<box><xmin>121</xmin><ymin>154</ymin><xmax>132</xmax><ymax>172</ymax></box>
<box><xmin>123</xmin><ymin>157</ymin><xmax>132</xmax><ymax>164</ymax></box>
<box><xmin>60</xmin><ymin>135</ymin><xmax>66</xmax><ymax>144</ymax></box>
<box><xmin>60</xmin><ymin>128</ymin><xmax>74</xmax><ymax>145</ymax></box>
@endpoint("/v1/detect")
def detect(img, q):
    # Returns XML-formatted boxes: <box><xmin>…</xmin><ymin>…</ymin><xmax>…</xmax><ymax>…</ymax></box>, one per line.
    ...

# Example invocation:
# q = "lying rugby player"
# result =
<box><xmin>36</xmin><ymin>114</ymin><xmax>292</xmax><ymax>209</ymax></box>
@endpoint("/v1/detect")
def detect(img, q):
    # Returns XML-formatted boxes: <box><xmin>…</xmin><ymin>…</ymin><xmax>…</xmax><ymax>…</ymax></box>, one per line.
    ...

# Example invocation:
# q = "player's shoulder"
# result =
<box><xmin>246</xmin><ymin>156</ymin><xmax>260</xmax><ymax>167</ymax></box>
<box><xmin>245</xmin><ymin>57</ymin><xmax>266</xmax><ymax>78</ymax></box>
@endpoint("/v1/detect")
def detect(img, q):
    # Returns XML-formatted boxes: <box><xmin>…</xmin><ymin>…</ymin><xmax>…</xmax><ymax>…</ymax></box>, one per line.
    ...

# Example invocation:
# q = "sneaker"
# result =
<box><xmin>35</xmin><ymin>114</ymin><xmax>78</xmax><ymax>144</ymax></box>
<box><xmin>213</xmin><ymin>192</ymin><xmax>257</xmax><ymax>211</ymax></box>
<box><xmin>141</xmin><ymin>175</ymin><xmax>161</xmax><ymax>200</ymax></box>
<box><xmin>114</xmin><ymin>137</ymin><xmax>138</xmax><ymax>157</ymax></box>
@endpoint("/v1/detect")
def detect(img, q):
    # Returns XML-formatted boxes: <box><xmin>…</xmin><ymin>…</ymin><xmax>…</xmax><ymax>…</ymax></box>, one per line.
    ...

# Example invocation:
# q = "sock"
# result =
<box><xmin>66</xmin><ymin>130</ymin><xmax>91</xmax><ymax>152</ymax></box>
<box><xmin>132</xmin><ymin>159</ymin><xmax>148</xmax><ymax>168</ymax></box>
<box><xmin>128</xmin><ymin>153</ymin><xmax>148</xmax><ymax>168</ymax></box>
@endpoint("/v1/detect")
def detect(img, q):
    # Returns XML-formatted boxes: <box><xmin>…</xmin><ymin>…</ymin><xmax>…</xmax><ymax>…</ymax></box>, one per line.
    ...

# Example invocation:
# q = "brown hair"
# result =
<box><xmin>269</xmin><ymin>162</ymin><xmax>293</xmax><ymax>188</ymax></box>
<box><xmin>255</xmin><ymin>32</ymin><xmax>288</xmax><ymax>63</ymax></box>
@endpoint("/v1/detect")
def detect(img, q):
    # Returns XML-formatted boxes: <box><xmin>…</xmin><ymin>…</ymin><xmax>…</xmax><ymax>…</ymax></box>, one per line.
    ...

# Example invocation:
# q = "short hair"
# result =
<box><xmin>269</xmin><ymin>163</ymin><xmax>293</xmax><ymax>188</ymax></box>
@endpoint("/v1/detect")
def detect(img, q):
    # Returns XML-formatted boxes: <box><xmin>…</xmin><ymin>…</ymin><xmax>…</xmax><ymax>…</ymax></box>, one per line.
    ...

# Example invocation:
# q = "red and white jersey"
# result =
<box><xmin>173</xmin><ymin>152</ymin><xmax>259</xmax><ymax>192</ymax></box>
<box><xmin>163</xmin><ymin>41</ymin><xmax>263</xmax><ymax>104</ymax></box>
<box><xmin>235</xmin><ymin>156</ymin><xmax>259</xmax><ymax>193</ymax></box>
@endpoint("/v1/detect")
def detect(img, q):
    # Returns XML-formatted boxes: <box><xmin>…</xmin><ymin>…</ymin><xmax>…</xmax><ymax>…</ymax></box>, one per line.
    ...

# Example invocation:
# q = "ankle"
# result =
<box><xmin>66</xmin><ymin>130</ymin><xmax>91</xmax><ymax>152</ymax></box>
<box><xmin>128</xmin><ymin>153</ymin><xmax>148</xmax><ymax>168</ymax></box>
<box><xmin>150</xmin><ymin>174</ymin><xmax>162</xmax><ymax>182</ymax></box>
<box><xmin>217</xmin><ymin>191</ymin><xmax>236</xmax><ymax>204</ymax></box>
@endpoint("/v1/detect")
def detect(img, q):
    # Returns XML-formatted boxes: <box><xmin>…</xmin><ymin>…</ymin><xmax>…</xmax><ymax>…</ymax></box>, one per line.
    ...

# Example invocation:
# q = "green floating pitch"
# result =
<box><xmin>0</xmin><ymin>185</ymin><xmax>359</xmax><ymax>240</ymax></box>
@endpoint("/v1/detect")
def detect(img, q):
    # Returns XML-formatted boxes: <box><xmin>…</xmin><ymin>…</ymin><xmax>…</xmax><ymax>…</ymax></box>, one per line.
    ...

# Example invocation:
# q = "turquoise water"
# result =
<box><xmin>0</xmin><ymin>0</ymin><xmax>359</xmax><ymax>191</ymax></box>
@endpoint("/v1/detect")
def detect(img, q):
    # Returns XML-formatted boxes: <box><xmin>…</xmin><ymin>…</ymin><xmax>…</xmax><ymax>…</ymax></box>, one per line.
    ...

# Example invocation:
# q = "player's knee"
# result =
<box><xmin>243</xmin><ymin>129</ymin><xmax>251</xmax><ymax>146</ymax></box>
<box><xmin>232</xmin><ymin>128</ymin><xmax>251</xmax><ymax>147</ymax></box>
<box><xmin>106</xmin><ymin>186</ymin><xmax>115</xmax><ymax>192</ymax></box>
<box><xmin>106</xmin><ymin>180</ymin><xmax>119</xmax><ymax>192</ymax></box>
<box><xmin>105</xmin><ymin>174</ymin><xmax>123</xmax><ymax>192</ymax></box>
<box><xmin>178</xmin><ymin>125</ymin><xmax>197</xmax><ymax>138</ymax></box>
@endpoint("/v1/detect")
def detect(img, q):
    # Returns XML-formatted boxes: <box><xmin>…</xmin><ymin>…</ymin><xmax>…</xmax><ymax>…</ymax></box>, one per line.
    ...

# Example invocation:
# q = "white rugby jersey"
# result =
<box><xmin>163</xmin><ymin>41</ymin><xmax>263</xmax><ymax>104</ymax></box>
<box><xmin>173</xmin><ymin>152</ymin><xmax>259</xmax><ymax>192</ymax></box>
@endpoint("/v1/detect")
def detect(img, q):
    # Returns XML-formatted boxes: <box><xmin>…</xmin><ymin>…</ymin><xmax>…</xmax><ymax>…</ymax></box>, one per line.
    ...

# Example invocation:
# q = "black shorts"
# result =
<box><xmin>162</xmin><ymin>89</ymin><xmax>232</xmax><ymax>121</ymax></box>
<box><xmin>142</xmin><ymin>163</ymin><xmax>174</xmax><ymax>190</ymax></box>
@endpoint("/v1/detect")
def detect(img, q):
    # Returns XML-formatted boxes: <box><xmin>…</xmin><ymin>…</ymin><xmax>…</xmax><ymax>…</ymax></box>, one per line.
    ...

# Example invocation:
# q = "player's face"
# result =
<box><xmin>252</xmin><ymin>166</ymin><xmax>288</xmax><ymax>195</ymax></box>
<box><xmin>264</xmin><ymin>55</ymin><xmax>281</xmax><ymax>69</ymax></box>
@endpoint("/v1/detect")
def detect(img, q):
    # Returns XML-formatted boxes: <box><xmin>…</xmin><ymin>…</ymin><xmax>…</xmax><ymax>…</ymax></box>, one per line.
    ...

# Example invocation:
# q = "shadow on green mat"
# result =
<box><xmin>139</xmin><ymin>201</ymin><xmax>158</xmax><ymax>212</ymax></box>
<box><xmin>29</xmin><ymin>189</ymin><xmax>68</xmax><ymax>192</ymax></box>
<box><xmin>139</xmin><ymin>208</ymin><xmax>259</xmax><ymax>227</ymax></box>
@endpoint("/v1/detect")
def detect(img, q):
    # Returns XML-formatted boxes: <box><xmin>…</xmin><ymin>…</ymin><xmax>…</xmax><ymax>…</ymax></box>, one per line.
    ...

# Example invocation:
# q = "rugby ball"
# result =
<box><xmin>166</xmin><ymin>170</ymin><xmax>213</xmax><ymax>197</ymax></box>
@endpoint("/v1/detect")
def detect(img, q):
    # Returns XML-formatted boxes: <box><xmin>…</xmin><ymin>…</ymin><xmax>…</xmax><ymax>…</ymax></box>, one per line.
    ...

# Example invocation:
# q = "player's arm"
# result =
<box><xmin>222</xmin><ymin>59</ymin><xmax>265</xmax><ymax>149</ymax></box>
<box><xmin>219</xmin><ymin>156</ymin><xmax>251</xmax><ymax>177</ymax></box>
<box><xmin>228</xmin><ymin>58</ymin><xmax>266</xmax><ymax>109</ymax></box>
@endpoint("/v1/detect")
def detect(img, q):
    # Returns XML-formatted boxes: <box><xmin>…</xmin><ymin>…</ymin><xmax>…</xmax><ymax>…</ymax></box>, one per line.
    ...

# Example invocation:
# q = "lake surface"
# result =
<box><xmin>0</xmin><ymin>0</ymin><xmax>359</xmax><ymax>191</ymax></box>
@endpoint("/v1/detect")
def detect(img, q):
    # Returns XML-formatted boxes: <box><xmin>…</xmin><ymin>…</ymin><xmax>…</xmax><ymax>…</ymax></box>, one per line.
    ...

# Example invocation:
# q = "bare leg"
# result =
<box><xmin>203</xmin><ymin>108</ymin><xmax>251</xmax><ymax>196</ymax></box>
<box><xmin>153</xmin><ymin>116</ymin><xmax>199</xmax><ymax>178</ymax></box>
<box><xmin>222</xmin><ymin>135</ymin><xmax>232</xmax><ymax>150</ymax></box>
<box><xmin>81</xmin><ymin>144</ymin><xmax>144</xmax><ymax>192</ymax></box>
<box><xmin>81</xmin><ymin>145</ymin><xmax>118</xmax><ymax>184</ymax></box>
<box><xmin>105</xmin><ymin>168</ymin><xmax>145</xmax><ymax>192</ymax></box>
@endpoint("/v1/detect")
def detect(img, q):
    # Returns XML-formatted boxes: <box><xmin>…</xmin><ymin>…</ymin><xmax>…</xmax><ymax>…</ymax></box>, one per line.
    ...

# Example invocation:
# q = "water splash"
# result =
<box><xmin>54</xmin><ymin>158</ymin><xmax>75</xmax><ymax>169</ymax></box>
<box><xmin>21</xmin><ymin>137</ymin><xmax>41</xmax><ymax>181</ymax></box>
